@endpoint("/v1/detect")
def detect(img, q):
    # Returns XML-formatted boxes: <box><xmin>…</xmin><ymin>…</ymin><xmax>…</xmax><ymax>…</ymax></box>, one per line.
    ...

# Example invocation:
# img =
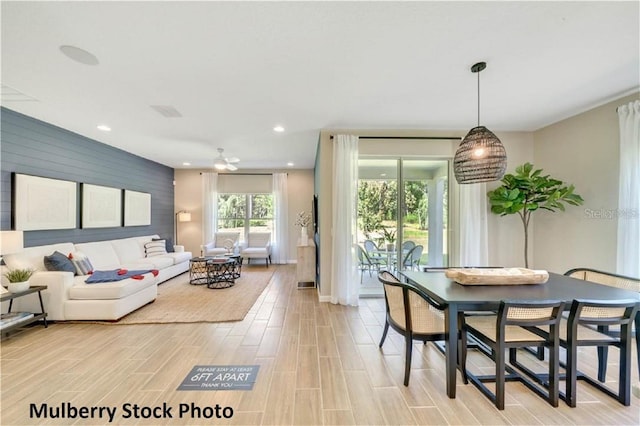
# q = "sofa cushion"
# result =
<box><xmin>122</xmin><ymin>256</ymin><xmax>174</xmax><ymax>269</ymax></box>
<box><xmin>111</xmin><ymin>238</ymin><xmax>145</xmax><ymax>264</ymax></box>
<box><xmin>145</xmin><ymin>240</ymin><xmax>167</xmax><ymax>257</ymax></box>
<box><xmin>161</xmin><ymin>252</ymin><xmax>193</xmax><ymax>265</ymax></box>
<box><xmin>69</xmin><ymin>273</ymin><xmax>157</xmax><ymax>300</ymax></box>
<box><xmin>241</xmin><ymin>247</ymin><xmax>269</xmax><ymax>256</ymax></box>
<box><xmin>74</xmin><ymin>241</ymin><xmax>120</xmax><ymax>269</ymax></box>
<box><xmin>4</xmin><ymin>243</ymin><xmax>75</xmax><ymax>272</ymax></box>
<box><xmin>43</xmin><ymin>251</ymin><xmax>76</xmax><ymax>273</ymax></box>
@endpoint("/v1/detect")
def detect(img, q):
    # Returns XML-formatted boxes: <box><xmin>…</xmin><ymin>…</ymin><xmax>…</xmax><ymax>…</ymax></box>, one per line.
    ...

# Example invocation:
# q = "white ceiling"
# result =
<box><xmin>1</xmin><ymin>1</ymin><xmax>638</xmax><ymax>170</ymax></box>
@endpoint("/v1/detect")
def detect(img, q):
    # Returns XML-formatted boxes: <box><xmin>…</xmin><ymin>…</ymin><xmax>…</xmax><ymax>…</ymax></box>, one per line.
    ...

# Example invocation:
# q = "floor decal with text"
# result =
<box><xmin>177</xmin><ymin>365</ymin><xmax>260</xmax><ymax>391</ymax></box>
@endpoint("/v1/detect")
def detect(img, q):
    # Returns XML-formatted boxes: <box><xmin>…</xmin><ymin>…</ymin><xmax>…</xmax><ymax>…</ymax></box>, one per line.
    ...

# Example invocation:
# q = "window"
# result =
<box><xmin>217</xmin><ymin>193</ymin><xmax>273</xmax><ymax>243</ymax></box>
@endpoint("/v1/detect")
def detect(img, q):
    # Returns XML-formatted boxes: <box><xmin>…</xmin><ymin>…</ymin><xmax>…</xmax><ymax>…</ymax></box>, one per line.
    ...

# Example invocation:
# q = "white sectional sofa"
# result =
<box><xmin>3</xmin><ymin>235</ymin><xmax>191</xmax><ymax>321</ymax></box>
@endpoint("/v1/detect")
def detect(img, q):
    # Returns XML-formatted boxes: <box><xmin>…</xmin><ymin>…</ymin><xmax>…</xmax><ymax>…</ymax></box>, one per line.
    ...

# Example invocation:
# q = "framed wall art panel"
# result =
<box><xmin>14</xmin><ymin>174</ymin><xmax>77</xmax><ymax>231</ymax></box>
<box><xmin>81</xmin><ymin>184</ymin><xmax>122</xmax><ymax>228</ymax></box>
<box><xmin>124</xmin><ymin>190</ymin><xmax>151</xmax><ymax>226</ymax></box>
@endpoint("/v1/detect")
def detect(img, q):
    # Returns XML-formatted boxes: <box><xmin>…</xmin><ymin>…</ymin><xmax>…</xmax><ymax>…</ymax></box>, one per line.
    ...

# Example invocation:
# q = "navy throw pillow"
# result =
<box><xmin>44</xmin><ymin>251</ymin><xmax>76</xmax><ymax>273</ymax></box>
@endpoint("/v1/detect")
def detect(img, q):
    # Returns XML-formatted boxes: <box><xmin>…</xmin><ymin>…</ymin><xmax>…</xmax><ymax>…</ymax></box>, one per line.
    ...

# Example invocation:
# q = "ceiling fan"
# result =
<box><xmin>212</xmin><ymin>148</ymin><xmax>240</xmax><ymax>171</ymax></box>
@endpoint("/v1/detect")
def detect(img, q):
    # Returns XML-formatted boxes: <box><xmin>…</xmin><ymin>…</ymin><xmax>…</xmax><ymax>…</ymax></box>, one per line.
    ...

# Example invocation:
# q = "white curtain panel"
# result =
<box><xmin>616</xmin><ymin>100</ymin><xmax>640</xmax><ymax>277</ymax></box>
<box><xmin>201</xmin><ymin>172</ymin><xmax>218</xmax><ymax>247</ymax></box>
<box><xmin>459</xmin><ymin>182</ymin><xmax>489</xmax><ymax>267</ymax></box>
<box><xmin>272</xmin><ymin>172</ymin><xmax>289</xmax><ymax>264</ymax></box>
<box><xmin>330</xmin><ymin>134</ymin><xmax>360</xmax><ymax>306</ymax></box>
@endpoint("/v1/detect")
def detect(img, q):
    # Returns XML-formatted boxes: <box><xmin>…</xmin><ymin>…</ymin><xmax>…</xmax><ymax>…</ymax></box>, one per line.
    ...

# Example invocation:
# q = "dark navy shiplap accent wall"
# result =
<box><xmin>1</xmin><ymin>108</ymin><xmax>174</xmax><ymax>248</ymax></box>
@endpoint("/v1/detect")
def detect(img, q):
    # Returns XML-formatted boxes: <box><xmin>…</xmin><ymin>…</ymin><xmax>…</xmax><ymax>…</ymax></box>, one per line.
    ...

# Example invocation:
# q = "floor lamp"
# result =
<box><xmin>175</xmin><ymin>211</ymin><xmax>191</xmax><ymax>246</ymax></box>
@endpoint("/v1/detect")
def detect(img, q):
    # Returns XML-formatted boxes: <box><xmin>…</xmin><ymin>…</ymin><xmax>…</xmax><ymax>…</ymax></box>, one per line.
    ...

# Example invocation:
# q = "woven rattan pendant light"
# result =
<box><xmin>453</xmin><ymin>62</ymin><xmax>507</xmax><ymax>184</ymax></box>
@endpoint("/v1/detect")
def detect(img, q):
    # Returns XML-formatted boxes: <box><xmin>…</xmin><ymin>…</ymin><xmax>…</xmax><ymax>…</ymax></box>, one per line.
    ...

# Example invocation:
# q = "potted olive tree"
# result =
<box><xmin>487</xmin><ymin>163</ymin><xmax>584</xmax><ymax>268</ymax></box>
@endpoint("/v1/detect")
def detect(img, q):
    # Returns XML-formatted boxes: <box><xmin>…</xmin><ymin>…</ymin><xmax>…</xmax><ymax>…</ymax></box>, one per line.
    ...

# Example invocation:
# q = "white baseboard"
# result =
<box><xmin>318</xmin><ymin>295</ymin><xmax>331</xmax><ymax>303</ymax></box>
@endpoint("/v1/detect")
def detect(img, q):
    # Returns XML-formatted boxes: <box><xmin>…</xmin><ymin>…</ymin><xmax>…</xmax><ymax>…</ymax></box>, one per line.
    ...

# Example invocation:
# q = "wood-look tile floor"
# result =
<box><xmin>1</xmin><ymin>265</ymin><xmax>638</xmax><ymax>425</ymax></box>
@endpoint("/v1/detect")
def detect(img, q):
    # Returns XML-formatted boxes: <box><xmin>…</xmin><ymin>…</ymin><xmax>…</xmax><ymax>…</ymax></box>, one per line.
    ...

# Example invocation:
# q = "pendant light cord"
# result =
<box><xmin>477</xmin><ymin>70</ymin><xmax>480</xmax><ymax>126</ymax></box>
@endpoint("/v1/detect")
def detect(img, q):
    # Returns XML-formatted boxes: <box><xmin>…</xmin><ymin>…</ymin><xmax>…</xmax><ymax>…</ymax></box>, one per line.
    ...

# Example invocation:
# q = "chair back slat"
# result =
<box><xmin>566</xmin><ymin>268</ymin><xmax>640</xmax><ymax>292</ymax></box>
<box><xmin>580</xmin><ymin>306</ymin><xmax>627</xmax><ymax>319</ymax></box>
<box><xmin>500</xmin><ymin>300</ymin><xmax>565</xmax><ymax>328</ymax></box>
<box><xmin>507</xmin><ymin>306</ymin><xmax>554</xmax><ymax>321</ymax></box>
<box><xmin>408</xmin><ymin>291</ymin><xmax>444</xmax><ymax>333</ymax></box>
<box><xmin>384</xmin><ymin>283</ymin><xmax>406</xmax><ymax>328</ymax></box>
<box><xmin>571</xmin><ymin>299</ymin><xmax>639</xmax><ymax>325</ymax></box>
<box><xmin>378</xmin><ymin>271</ymin><xmax>444</xmax><ymax>334</ymax></box>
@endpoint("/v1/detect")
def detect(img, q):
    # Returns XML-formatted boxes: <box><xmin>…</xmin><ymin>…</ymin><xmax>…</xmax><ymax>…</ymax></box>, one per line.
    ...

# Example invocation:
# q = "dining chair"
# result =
<box><xmin>356</xmin><ymin>245</ymin><xmax>381</xmax><ymax>283</ymax></box>
<box><xmin>560</xmin><ymin>299</ymin><xmax>639</xmax><ymax>407</ymax></box>
<box><xmin>565</xmin><ymin>268</ymin><xmax>640</xmax><ymax>381</ymax></box>
<box><xmin>397</xmin><ymin>245</ymin><xmax>423</xmax><ymax>271</ymax></box>
<box><xmin>401</xmin><ymin>240</ymin><xmax>416</xmax><ymax>252</ymax></box>
<box><xmin>377</xmin><ymin>270</ymin><xmax>451</xmax><ymax>386</ymax></box>
<box><xmin>460</xmin><ymin>300</ymin><xmax>565</xmax><ymax>410</ymax></box>
<box><xmin>363</xmin><ymin>239</ymin><xmax>386</xmax><ymax>267</ymax></box>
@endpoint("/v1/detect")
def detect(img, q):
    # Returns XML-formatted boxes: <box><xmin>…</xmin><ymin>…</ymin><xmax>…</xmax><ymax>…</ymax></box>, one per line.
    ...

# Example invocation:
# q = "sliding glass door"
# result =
<box><xmin>357</xmin><ymin>158</ymin><xmax>449</xmax><ymax>296</ymax></box>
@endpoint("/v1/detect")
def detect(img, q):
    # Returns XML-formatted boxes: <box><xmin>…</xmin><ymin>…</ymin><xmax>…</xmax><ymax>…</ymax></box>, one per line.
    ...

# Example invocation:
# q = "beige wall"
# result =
<box><xmin>174</xmin><ymin>169</ymin><xmax>315</xmax><ymax>262</ymax></box>
<box><xmin>485</xmin><ymin>131</ymin><xmax>535</xmax><ymax>268</ymax></box>
<box><xmin>532</xmin><ymin>92</ymin><xmax>639</xmax><ymax>274</ymax></box>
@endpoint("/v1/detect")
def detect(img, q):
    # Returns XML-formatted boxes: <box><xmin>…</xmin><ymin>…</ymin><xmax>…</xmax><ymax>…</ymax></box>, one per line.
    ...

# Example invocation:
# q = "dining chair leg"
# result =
<box><xmin>495</xmin><ymin>347</ymin><xmax>506</xmax><ymax>410</ymax></box>
<box><xmin>404</xmin><ymin>332</ymin><xmax>413</xmax><ymax>386</ymax></box>
<box><xmin>549</xmin><ymin>342</ymin><xmax>560</xmax><ymax>407</ymax></box>
<box><xmin>597</xmin><ymin>325</ymin><xmax>609</xmax><ymax>382</ymax></box>
<box><xmin>566</xmin><ymin>338</ymin><xmax>579</xmax><ymax>407</ymax></box>
<box><xmin>619</xmin><ymin>323</ymin><xmax>632</xmax><ymax>405</ymax></box>
<box><xmin>458</xmin><ymin>313</ymin><xmax>468</xmax><ymax>384</ymax></box>
<box><xmin>635</xmin><ymin>315</ymin><xmax>640</xmax><ymax>381</ymax></box>
<box><xmin>379</xmin><ymin>320</ymin><xmax>389</xmax><ymax>347</ymax></box>
<box><xmin>596</xmin><ymin>316</ymin><xmax>640</xmax><ymax>382</ymax></box>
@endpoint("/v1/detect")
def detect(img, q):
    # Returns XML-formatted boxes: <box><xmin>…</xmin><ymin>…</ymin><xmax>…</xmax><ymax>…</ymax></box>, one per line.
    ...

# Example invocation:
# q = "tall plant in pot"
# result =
<box><xmin>487</xmin><ymin>163</ymin><xmax>584</xmax><ymax>268</ymax></box>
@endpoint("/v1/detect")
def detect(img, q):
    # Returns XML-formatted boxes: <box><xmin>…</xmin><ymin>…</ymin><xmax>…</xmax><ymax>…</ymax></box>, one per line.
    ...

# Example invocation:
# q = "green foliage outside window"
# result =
<box><xmin>217</xmin><ymin>193</ymin><xmax>274</xmax><ymax>234</ymax></box>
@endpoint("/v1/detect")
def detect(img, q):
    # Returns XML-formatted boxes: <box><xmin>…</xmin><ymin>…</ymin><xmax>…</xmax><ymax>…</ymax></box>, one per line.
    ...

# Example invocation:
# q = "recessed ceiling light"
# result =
<box><xmin>287</xmin><ymin>162</ymin><xmax>294</xmax><ymax>167</ymax></box>
<box><xmin>97</xmin><ymin>124</ymin><xmax>111</xmax><ymax>132</ymax></box>
<box><xmin>182</xmin><ymin>162</ymin><xmax>191</xmax><ymax>166</ymax></box>
<box><xmin>380</xmin><ymin>173</ymin><xmax>387</xmax><ymax>177</ymax></box>
<box><xmin>273</xmin><ymin>125</ymin><xmax>285</xmax><ymax>133</ymax></box>
<box><xmin>59</xmin><ymin>45</ymin><xmax>99</xmax><ymax>66</ymax></box>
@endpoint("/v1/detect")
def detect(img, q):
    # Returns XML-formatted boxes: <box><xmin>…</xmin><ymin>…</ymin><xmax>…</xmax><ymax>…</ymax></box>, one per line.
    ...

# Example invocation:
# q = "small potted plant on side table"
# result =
<box><xmin>4</xmin><ymin>268</ymin><xmax>34</xmax><ymax>293</ymax></box>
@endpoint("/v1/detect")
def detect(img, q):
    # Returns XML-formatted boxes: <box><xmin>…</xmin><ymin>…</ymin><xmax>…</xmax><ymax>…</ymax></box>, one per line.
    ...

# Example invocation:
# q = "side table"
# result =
<box><xmin>1</xmin><ymin>285</ymin><xmax>48</xmax><ymax>339</ymax></box>
<box><xmin>189</xmin><ymin>257</ymin><xmax>211</xmax><ymax>285</ymax></box>
<box><xmin>207</xmin><ymin>259</ymin><xmax>236</xmax><ymax>289</ymax></box>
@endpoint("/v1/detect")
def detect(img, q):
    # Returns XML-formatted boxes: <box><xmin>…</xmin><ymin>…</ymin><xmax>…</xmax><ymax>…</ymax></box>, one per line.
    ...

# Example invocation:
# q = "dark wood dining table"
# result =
<box><xmin>401</xmin><ymin>270</ymin><xmax>640</xmax><ymax>399</ymax></box>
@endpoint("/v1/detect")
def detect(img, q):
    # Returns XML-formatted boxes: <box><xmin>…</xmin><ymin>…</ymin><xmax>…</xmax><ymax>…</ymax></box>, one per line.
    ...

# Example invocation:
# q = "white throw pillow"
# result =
<box><xmin>68</xmin><ymin>251</ymin><xmax>94</xmax><ymax>276</ymax></box>
<box><xmin>145</xmin><ymin>240</ymin><xmax>167</xmax><ymax>257</ymax></box>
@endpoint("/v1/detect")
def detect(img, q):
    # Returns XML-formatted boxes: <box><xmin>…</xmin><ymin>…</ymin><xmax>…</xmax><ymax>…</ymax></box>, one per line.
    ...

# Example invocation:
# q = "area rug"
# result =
<box><xmin>98</xmin><ymin>266</ymin><xmax>275</xmax><ymax>325</ymax></box>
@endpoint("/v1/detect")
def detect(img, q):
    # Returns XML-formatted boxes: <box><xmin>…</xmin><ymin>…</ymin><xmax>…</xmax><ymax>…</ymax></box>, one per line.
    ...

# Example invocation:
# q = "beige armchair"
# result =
<box><xmin>201</xmin><ymin>231</ymin><xmax>240</xmax><ymax>256</ymax></box>
<box><xmin>240</xmin><ymin>232</ymin><xmax>271</xmax><ymax>267</ymax></box>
